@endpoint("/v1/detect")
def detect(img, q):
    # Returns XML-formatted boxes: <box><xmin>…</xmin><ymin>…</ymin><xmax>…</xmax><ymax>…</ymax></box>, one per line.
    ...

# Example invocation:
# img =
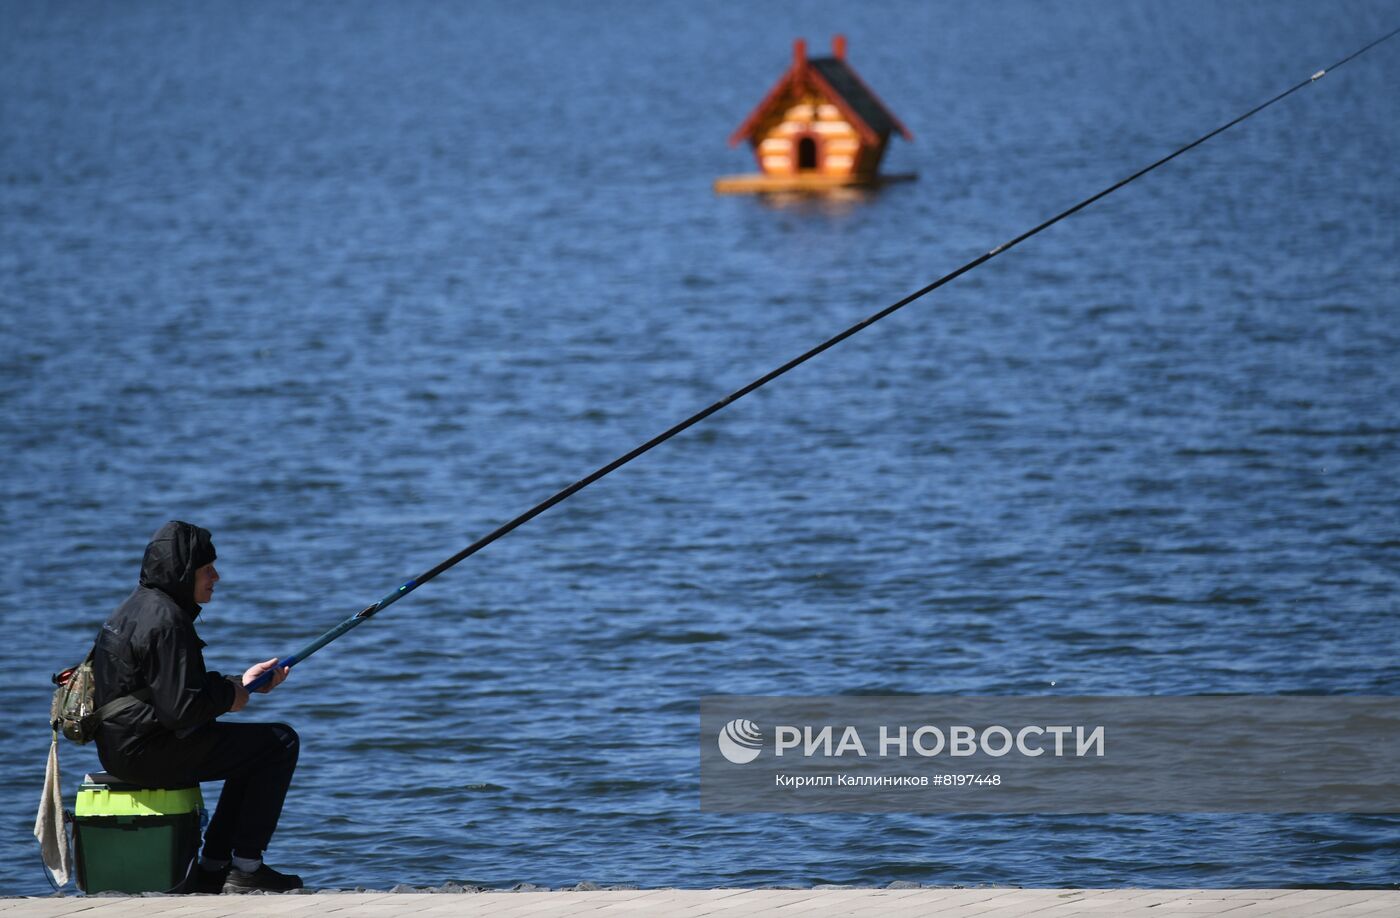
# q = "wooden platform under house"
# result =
<box><xmin>715</xmin><ymin>35</ymin><xmax>915</xmax><ymax>194</ymax></box>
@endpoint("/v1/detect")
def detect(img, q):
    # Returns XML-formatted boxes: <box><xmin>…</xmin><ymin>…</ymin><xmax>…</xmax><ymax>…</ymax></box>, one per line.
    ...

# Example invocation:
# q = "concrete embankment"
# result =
<box><xmin>3</xmin><ymin>887</ymin><xmax>1398</xmax><ymax>916</ymax></box>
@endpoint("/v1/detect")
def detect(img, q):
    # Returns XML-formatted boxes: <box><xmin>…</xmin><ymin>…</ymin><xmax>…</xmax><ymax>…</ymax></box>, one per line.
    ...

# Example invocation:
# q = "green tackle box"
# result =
<box><xmin>73</xmin><ymin>773</ymin><xmax>203</xmax><ymax>894</ymax></box>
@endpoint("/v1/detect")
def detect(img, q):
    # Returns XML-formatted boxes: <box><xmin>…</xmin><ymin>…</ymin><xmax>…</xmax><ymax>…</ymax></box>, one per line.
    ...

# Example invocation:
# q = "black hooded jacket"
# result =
<box><xmin>94</xmin><ymin>521</ymin><xmax>238</xmax><ymax>764</ymax></box>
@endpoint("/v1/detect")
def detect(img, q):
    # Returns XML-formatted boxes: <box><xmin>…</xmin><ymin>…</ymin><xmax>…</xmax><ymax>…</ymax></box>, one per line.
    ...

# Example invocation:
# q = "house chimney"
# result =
<box><xmin>793</xmin><ymin>38</ymin><xmax>806</xmax><ymax>66</ymax></box>
<box><xmin>833</xmin><ymin>34</ymin><xmax>847</xmax><ymax>59</ymax></box>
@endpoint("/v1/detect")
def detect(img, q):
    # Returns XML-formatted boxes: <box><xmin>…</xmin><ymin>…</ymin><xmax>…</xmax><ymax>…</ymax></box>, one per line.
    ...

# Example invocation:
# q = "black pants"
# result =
<box><xmin>100</xmin><ymin>721</ymin><xmax>300</xmax><ymax>860</ymax></box>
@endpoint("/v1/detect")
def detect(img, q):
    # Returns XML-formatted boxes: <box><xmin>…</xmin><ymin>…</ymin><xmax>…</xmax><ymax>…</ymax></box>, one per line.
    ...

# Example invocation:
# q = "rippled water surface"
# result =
<box><xmin>2</xmin><ymin>0</ymin><xmax>1398</xmax><ymax>896</ymax></box>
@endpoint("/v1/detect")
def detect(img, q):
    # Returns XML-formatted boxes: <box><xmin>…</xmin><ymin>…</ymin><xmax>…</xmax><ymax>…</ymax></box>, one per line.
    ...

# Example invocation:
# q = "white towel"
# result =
<box><xmin>34</xmin><ymin>734</ymin><xmax>71</xmax><ymax>888</ymax></box>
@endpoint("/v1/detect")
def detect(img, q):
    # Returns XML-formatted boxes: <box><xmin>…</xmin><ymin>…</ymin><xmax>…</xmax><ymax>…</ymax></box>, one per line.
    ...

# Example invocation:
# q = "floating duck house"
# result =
<box><xmin>715</xmin><ymin>36</ymin><xmax>914</xmax><ymax>194</ymax></box>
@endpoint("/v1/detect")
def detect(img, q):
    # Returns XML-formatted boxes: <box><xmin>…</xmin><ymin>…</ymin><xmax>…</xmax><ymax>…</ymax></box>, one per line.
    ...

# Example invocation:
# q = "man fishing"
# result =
<box><xmin>92</xmin><ymin>520</ymin><xmax>302</xmax><ymax>894</ymax></box>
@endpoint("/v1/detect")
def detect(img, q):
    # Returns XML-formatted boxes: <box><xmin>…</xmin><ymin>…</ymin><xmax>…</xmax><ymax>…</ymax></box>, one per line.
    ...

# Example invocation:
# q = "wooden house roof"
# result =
<box><xmin>730</xmin><ymin>36</ymin><xmax>913</xmax><ymax>148</ymax></box>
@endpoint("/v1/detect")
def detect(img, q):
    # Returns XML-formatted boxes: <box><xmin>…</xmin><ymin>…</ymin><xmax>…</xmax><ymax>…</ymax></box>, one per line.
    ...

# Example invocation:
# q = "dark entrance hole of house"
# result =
<box><xmin>797</xmin><ymin>137</ymin><xmax>818</xmax><ymax>170</ymax></box>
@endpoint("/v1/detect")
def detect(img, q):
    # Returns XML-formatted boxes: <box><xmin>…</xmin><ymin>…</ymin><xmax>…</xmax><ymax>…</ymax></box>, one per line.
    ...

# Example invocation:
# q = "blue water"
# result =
<box><xmin>2</xmin><ymin>0</ymin><xmax>1398</xmax><ymax>896</ymax></box>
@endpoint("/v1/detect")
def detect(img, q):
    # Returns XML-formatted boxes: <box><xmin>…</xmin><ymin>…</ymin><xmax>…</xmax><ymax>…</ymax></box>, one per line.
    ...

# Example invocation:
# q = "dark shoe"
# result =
<box><xmin>175</xmin><ymin>863</ymin><xmax>229</xmax><ymax>894</ymax></box>
<box><xmin>223</xmin><ymin>863</ymin><xmax>304</xmax><ymax>893</ymax></box>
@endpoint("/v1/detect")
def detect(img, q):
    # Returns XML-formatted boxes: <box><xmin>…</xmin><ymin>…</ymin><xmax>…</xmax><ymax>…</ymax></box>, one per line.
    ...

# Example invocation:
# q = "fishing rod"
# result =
<box><xmin>247</xmin><ymin>25</ymin><xmax>1399</xmax><ymax>691</ymax></box>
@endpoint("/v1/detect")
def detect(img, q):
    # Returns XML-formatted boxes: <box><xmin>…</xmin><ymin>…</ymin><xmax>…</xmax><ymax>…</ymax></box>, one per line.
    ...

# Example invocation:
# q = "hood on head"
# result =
<box><xmin>139</xmin><ymin>520</ymin><xmax>216</xmax><ymax>613</ymax></box>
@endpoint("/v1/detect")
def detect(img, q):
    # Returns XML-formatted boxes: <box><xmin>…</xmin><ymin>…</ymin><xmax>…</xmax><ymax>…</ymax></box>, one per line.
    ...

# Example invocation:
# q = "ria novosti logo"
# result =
<box><xmin>717</xmin><ymin>719</ymin><xmax>764</xmax><ymax>764</ymax></box>
<box><xmin>715</xmin><ymin>718</ymin><xmax>1107</xmax><ymax>764</ymax></box>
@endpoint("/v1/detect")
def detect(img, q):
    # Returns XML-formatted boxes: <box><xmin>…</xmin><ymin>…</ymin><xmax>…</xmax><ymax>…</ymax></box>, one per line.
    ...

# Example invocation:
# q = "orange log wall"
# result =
<box><xmin>753</xmin><ymin>96</ymin><xmax>886</xmax><ymax>178</ymax></box>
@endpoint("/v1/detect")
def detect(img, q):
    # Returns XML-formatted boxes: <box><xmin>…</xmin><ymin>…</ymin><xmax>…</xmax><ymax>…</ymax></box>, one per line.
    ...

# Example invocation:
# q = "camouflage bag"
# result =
<box><xmin>50</xmin><ymin>651</ymin><xmax>149</xmax><ymax>744</ymax></box>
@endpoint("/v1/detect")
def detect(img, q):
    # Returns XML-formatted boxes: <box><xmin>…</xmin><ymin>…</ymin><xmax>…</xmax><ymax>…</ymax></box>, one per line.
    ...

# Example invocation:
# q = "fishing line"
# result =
<box><xmin>248</xmin><ymin>25</ymin><xmax>1399</xmax><ymax>690</ymax></box>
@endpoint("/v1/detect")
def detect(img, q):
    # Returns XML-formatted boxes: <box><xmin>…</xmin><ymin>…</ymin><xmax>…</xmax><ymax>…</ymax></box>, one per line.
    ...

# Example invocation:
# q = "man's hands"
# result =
<box><xmin>227</xmin><ymin>658</ymin><xmax>292</xmax><ymax>712</ymax></box>
<box><xmin>244</xmin><ymin>658</ymin><xmax>291</xmax><ymax>693</ymax></box>
<box><xmin>228</xmin><ymin>677</ymin><xmax>250</xmax><ymax>712</ymax></box>
<box><xmin>225</xmin><ymin>654</ymin><xmax>288</xmax><ymax>713</ymax></box>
